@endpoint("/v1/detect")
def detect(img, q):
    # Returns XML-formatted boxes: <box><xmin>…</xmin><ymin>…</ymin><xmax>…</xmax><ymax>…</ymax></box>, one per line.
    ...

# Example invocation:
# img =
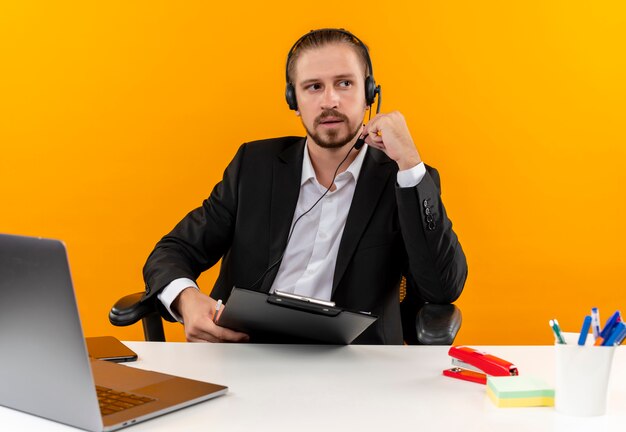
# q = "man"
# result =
<box><xmin>143</xmin><ymin>28</ymin><xmax>467</xmax><ymax>344</ymax></box>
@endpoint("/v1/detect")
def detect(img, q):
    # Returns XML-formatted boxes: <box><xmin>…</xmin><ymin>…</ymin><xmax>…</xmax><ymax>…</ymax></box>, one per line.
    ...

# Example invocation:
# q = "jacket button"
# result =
<box><xmin>423</xmin><ymin>199</ymin><xmax>430</xmax><ymax>208</ymax></box>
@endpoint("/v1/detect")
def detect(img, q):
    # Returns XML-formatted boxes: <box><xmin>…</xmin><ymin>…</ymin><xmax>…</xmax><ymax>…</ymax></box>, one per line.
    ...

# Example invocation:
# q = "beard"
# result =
<box><xmin>303</xmin><ymin>109</ymin><xmax>362</xmax><ymax>149</ymax></box>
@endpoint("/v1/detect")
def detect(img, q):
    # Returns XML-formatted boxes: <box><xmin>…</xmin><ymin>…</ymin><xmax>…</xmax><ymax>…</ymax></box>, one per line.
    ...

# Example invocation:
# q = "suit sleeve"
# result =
<box><xmin>142</xmin><ymin>143</ymin><xmax>246</xmax><ymax>302</ymax></box>
<box><xmin>396</xmin><ymin>165</ymin><xmax>468</xmax><ymax>304</ymax></box>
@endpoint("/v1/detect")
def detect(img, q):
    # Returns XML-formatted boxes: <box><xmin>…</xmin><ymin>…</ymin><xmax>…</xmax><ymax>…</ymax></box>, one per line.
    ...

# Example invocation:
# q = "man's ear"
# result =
<box><xmin>295</xmin><ymin>111</ymin><xmax>301</xmax><ymax>116</ymax></box>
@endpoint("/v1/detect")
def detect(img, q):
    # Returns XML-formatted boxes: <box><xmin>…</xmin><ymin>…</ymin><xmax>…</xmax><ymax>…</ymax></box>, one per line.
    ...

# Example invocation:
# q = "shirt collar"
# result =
<box><xmin>301</xmin><ymin>139</ymin><xmax>369</xmax><ymax>187</ymax></box>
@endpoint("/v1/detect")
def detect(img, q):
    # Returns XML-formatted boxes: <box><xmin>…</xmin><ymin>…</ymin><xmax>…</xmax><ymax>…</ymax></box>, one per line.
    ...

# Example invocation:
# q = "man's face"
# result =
<box><xmin>292</xmin><ymin>43</ymin><xmax>368</xmax><ymax>149</ymax></box>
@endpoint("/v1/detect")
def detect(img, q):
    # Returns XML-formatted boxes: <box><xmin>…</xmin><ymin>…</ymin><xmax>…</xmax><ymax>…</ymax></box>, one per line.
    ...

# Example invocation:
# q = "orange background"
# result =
<box><xmin>1</xmin><ymin>1</ymin><xmax>624</xmax><ymax>344</ymax></box>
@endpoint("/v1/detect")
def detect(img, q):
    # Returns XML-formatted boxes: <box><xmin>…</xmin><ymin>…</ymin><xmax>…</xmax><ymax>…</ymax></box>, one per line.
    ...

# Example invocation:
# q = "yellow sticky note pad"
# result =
<box><xmin>487</xmin><ymin>376</ymin><xmax>554</xmax><ymax>407</ymax></box>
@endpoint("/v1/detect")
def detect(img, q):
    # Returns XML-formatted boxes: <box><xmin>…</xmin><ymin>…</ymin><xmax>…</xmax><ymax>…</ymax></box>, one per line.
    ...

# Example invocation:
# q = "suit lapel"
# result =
<box><xmin>260</xmin><ymin>138</ymin><xmax>306</xmax><ymax>292</ymax></box>
<box><xmin>332</xmin><ymin>148</ymin><xmax>395</xmax><ymax>295</ymax></box>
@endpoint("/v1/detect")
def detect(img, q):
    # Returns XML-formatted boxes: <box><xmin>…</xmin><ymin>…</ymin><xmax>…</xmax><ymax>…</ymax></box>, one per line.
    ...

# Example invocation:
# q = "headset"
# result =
<box><xmin>284</xmin><ymin>28</ymin><xmax>381</xmax><ymax>113</ymax></box>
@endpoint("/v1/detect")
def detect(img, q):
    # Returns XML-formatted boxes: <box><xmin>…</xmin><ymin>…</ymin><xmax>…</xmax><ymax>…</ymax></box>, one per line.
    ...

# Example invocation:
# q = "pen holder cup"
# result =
<box><xmin>554</xmin><ymin>343</ymin><xmax>616</xmax><ymax>416</ymax></box>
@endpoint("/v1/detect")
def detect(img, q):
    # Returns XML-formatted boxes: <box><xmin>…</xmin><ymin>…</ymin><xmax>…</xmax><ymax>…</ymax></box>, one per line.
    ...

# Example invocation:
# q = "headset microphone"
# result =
<box><xmin>354</xmin><ymin>83</ymin><xmax>382</xmax><ymax>151</ymax></box>
<box><xmin>355</xmin><ymin>81</ymin><xmax>382</xmax><ymax>150</ymax></box>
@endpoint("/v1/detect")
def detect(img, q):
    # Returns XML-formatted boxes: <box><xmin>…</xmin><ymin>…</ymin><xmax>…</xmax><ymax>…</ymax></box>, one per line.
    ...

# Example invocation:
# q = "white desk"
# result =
<box><xmin>1</xmin><ymin>343</ymin><xmax>624</xmax><ymax>431</ymax></box>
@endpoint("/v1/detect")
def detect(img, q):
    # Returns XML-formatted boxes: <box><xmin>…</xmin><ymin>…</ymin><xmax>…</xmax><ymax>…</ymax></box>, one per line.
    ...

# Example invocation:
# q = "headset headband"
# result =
<box><xmin>284</xmin><ymin>28</ymin><xmax>380</xmax><ymax>111</ymax></box>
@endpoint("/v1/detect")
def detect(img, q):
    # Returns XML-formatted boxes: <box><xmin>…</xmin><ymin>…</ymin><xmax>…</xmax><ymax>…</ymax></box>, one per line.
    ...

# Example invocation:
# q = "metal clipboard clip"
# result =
<box><xmin>443</xmin><ymin>346</ymin><xmax>519</xmax><ymax>385</ymax></box>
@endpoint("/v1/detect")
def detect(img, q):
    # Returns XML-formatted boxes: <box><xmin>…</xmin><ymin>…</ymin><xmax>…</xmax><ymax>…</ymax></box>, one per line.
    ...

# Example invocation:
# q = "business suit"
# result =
<box><xmin>143</xmin><ymin>136</ymin><xmax>467</xmax><ymax>344</ymax></box>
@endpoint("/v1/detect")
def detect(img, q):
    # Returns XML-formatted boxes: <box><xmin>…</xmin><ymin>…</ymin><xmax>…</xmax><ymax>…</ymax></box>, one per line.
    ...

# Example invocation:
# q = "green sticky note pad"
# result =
<box><xmin>487</xmin><ymin>376</ymin><xmax>554</xmax><ymax>407</ymax></box>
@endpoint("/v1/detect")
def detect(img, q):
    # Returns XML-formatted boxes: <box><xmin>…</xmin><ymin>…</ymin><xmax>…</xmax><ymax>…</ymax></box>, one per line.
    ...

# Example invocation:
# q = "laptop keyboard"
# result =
<box><xmin>96</xmin><ymin>385</ymin><xmax>156</xmax><ymax>416</ymax></box>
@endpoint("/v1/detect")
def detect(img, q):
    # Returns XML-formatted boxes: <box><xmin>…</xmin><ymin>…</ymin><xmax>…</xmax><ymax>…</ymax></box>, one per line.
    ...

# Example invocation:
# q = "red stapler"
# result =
<box><xmin>443</xmin><ymin>346</ymin><xmax>519</xmax><ymax>384</ymax></box>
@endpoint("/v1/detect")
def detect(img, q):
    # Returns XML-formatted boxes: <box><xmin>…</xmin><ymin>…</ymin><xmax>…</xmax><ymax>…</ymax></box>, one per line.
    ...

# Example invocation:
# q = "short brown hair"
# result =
<box><xmin>286</xmin><ymin>29</ymin><xmax>371</xmax><ymax>84</ymax></box>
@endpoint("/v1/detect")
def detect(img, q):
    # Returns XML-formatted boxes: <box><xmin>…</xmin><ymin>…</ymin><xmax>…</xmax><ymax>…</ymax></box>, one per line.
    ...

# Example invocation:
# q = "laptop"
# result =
<box><xmin>0</xmin><ymin>233</ymin><xmax>228</xmax><ymax>431</ymax></box>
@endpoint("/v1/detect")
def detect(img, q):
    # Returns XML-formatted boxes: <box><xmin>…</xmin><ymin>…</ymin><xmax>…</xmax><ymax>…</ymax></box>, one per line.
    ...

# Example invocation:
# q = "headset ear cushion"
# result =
<box><xmin>364</xmin><ymin>76</ymin><xmax>377</xmax><ymax>106</ymax></box>
<box><xmin>285</xmin><ymin>84</ymin><xmax>298</xmax><ymax>111</ymax></box>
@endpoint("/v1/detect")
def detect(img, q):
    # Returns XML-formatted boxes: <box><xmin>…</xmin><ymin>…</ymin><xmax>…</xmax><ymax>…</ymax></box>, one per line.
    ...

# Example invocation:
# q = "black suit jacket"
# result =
<box><xmin>143</xmin><ymin>137</ymin><xmax>467</xmax><ymax>344</ymax></box>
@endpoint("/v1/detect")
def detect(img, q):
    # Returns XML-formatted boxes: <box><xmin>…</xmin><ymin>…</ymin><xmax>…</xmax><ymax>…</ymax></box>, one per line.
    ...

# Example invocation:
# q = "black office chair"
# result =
<box><xmin>110</xmin><ymin>277</ymin><xmax>461</xmax><ymax>345</ymax></box>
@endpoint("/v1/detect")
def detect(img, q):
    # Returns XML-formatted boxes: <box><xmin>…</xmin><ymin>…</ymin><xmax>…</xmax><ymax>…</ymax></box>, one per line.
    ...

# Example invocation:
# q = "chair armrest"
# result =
<box><xmin>109</xmin><ymin>292</ymin><xmax>153</xmax><ymax>327</ymax></box>
<box><xmin>109</xmin><ymin>292</ymin><xmax>166</xmax><ymax>342</ymax></box>
<box><xmin>416</xmin><ymin>304</ymin><xmax>462</xmax><ymax>345</ymax></box>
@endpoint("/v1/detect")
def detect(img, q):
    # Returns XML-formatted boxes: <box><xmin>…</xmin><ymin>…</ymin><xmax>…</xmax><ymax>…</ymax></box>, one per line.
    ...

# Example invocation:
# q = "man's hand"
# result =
<box><xmin>361</xmin><ymin>111</ymin><xmax>422</xmax><ymax>171</ymax></box>
<box><xmin>172</xmin><ymin>287</ymin><xmax>249</xmax><ymax>343</ymax></box>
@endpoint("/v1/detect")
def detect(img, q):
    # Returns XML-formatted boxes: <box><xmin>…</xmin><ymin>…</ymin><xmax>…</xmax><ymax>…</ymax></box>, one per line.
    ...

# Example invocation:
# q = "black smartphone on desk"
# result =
<box><xmin>85</xmin><ymin>336</ymin><xmax>138</xmax><ymax>362</ymax></box>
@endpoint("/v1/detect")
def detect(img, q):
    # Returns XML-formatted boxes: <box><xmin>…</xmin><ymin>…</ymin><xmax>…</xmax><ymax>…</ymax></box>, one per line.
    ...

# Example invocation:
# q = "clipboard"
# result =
<box><xmin>217</xmin><ymin>287</ymin><xmax>378</xmax><ymax>344</ymax></box>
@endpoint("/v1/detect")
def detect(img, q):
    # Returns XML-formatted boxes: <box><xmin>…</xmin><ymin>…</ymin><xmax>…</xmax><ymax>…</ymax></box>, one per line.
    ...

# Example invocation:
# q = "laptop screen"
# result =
<box><xmin>0</xmin><ymin>234</ymin><xmax>103</xmax><ymax>431</ymax></box>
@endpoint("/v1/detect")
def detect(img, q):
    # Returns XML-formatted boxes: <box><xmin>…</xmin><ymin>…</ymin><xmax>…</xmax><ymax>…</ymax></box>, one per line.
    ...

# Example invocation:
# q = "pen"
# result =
<box><xmin>549</xmin><ymin>319</ymin><xmax>566</xmax><ymax>344</ymax></box>
<box><xmin>615</xmin><ymin>325</ymin><xmax>626</xmax><ymax>346</ymax></box>
<box><xmin>602</xmin><ymin>322</ymin><xmax>626</xmax><ymax>346</ymax></box>
<box><xmin>213</xmin><ymin>299</ymin><xmax>223</xmax><ymax>324</ymax></box>
<box><xmin>591</xmin><ymin>307</ymin><xmax>601</xmax><ymax>339</ymax></box>
<box><xmin>577</xmin><ymin>315</ymin><xmax>592</xmax><ymax>346</ymax></box>
<box><xmin>600</xmin><ymin>310</ymin><xmax>621</xmax><ymax>339</ymax></box>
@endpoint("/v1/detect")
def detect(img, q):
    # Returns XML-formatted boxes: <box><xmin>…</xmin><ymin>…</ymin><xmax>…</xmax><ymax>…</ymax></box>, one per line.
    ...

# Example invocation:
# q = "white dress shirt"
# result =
<box><xmin>268</xmin><ymin>141</ymin><xmax>368</xmax><ymax>300</ymax></box>
<box><xmin>159</xmin><ymin>143</ymin><xmax>426</xmax><ymax>322</ymax></box>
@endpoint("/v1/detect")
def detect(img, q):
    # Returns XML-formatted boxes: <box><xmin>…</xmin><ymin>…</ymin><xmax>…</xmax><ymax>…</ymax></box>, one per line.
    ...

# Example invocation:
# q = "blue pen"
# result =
<box><xmin>591</xmin><ymin>307</ymin><xmax>601</xmax><ymax>339</ymax></box>
<box><xmin>600</xmin><ymin>310</ymin><xmax>621</xmax><ymax>339</ymax></box>
<box><xmin>602</xmin><ymin>322</ymin><xmax>626</xmax><ymax>346</ymax></box>
<box><xmin>577</xmin><ymin>315</ymin><xmax>592</xmax><ymax>346</ymax></box>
